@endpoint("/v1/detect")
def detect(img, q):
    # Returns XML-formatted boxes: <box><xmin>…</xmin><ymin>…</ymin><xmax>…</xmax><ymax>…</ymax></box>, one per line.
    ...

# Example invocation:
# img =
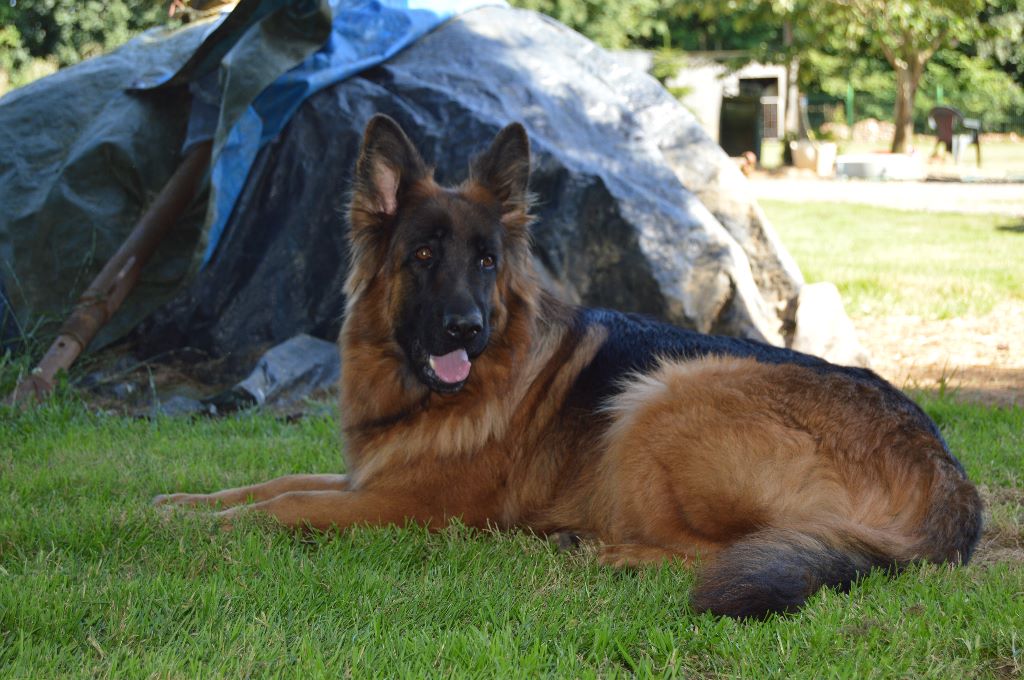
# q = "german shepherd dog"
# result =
<box><xmin>157</xmin><ymin>115</ymin><xmax>983</xmax><ymax>618</ymax></box>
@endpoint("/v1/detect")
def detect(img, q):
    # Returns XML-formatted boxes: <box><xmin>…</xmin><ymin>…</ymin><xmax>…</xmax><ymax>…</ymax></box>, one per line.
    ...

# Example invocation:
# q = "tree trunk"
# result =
<box><xmin>891</xmin><ymin>57</ymin><xmax>923</xmax><ymax>153</ymax></box>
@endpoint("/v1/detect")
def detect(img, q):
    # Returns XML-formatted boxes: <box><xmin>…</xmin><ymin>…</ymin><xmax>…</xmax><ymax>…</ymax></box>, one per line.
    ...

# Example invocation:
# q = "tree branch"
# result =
<box><xmin>879</xmin><ymin>41</ymin><xmax>898</xmax><ymax>69</ymax></box>
<box><xmin>921</xmin><ymin>28</ymin><xmax>949</xmax><ymax>64</ymax></box>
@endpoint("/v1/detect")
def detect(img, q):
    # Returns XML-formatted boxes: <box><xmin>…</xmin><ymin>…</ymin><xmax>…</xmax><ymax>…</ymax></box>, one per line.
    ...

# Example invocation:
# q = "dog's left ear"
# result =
<box><xmin>469</xmin><ymin>123</ymin><xmax>531</xmax><ymax>216</ymax></box>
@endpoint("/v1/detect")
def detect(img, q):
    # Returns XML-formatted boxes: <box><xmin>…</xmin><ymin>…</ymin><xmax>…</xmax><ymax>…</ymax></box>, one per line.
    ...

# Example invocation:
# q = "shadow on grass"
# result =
<box><xmin>996</xmin><ymin>220</ymin><xmax>1024</xmax><ymax>234</ymax></box>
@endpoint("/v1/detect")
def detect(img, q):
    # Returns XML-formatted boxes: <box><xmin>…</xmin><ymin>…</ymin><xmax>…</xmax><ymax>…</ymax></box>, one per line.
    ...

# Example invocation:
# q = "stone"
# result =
<box><xmin>790</xmin><ymin>282</ymin><xmax>871</xmax><ymax>367</ymax></box>
<box><xmin>152</xmin><ymin>394</ymin><xmax>206</xmax><ymax>418</ymax></box>
<box><xmin>235</xmin><ymin>334</ymin><xmax>340</xmax><ymax>407</ymax></box>
<box><xmin>1</xmin><ymin>6</ymin><xmax>862</xmax><ymax>374</ymax></box>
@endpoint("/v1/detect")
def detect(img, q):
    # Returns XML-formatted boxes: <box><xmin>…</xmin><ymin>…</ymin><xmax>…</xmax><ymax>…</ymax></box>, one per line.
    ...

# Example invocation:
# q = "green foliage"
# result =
<box><xmin>0</xmin><ymin>18</ymin><xmax>32</xmax><ymax>88</ymax></box>
<box><xmin>835</xmin><ymin>0</ymin><xmax>987</xmax><ymax>63</ymax></box>
<box><xmin>650</xmin><ymin>48</ymin><xmax>691</xmax><ymax>98</ymax></box>
<box><xmin>805</xmin><ymin>50</ymin><xmax>895</xmax><ymax>121</ymax></box>
<box><xmin>810</xmin><ymin>48</ymin><xmax>1024</xmax><ymax>132</ymax></box>
<box><xmin>918</xmin><ymin>51</ymin><xmax>1024</xmax><ymax>130</ymax></box>
<box><xmin>508</xmin><ymin>0</ymin><xmax>673</xmax><ymax>49</ymax></box>
<box><xmin>0</xmin><ymin>0</ymin><xmax>173</xmax><ymax>91</ymax></box>
<box><xmin>710</xmin><ymin>0</ymin><xmax>993</xmax><ymax>149</ymax></box>
<box><xmin>507</xmin><ymin>0</ymin><xmax>779</xmax><ymax>52</ymax></box>
<box><xmin>520</xmin><ymin>0</ymin><xmax>1022</xmax><ymax>140</ymax></box>
<box><xmin>977</xmin><ymin>0</ymin><xmax>1024</xmax><ymax>81</ymax></box>
<box><xmin>646</xmin><ymin>1</ymin><xmax>781</xmax><ymax>53</ymax></box>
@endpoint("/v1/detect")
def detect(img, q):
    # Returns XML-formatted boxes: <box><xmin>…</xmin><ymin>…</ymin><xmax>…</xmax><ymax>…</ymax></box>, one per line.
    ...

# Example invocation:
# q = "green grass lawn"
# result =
<box><xmin>761</xmin><ymin>201</ymin><xmax>1024</xmax><ymax>320</ymax></box>
<box><xmin>1</xmin><ymin>396</ymin><xmax>1022</xmax><ymax>678</ymax></box>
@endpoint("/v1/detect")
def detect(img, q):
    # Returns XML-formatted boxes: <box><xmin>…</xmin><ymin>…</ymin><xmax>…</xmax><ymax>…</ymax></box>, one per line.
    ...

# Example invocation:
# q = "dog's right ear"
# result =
<box><xmin>351</xmin><ymin>114</ymin><xmax>427</xmax><ymax>219</ymax></box>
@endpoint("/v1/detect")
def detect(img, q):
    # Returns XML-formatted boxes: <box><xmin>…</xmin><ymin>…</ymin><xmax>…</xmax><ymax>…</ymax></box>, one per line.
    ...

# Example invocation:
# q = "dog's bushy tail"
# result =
<box><xmin>692</xmin><ymin>477</ymin><xmax>983</xmax><ymax>619</ymax></box>
<box><xmin>691</xmin><ymin>446</ymin><xmax>984</xmax><ymax>620</ymax></box>
<box><xmin>690</xmin><ymin>527</ymin><xmax>898</xmax><ymax>619</ymax></box>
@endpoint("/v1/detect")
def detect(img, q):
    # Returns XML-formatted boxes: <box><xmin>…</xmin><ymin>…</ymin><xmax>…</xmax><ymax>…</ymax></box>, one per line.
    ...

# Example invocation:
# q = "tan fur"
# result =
<box><xmin>582</xmin><ymin>356</ymin><xmax>938</xmax><ymax>564</ymax></box>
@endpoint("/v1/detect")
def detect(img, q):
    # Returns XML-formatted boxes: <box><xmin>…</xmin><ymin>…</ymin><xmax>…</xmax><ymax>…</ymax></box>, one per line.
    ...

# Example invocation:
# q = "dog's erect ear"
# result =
<box><xmin>469</xmin><ymin>123</ymin><xmax>531</xmax><ymax>216</ymax></box>
<box><xmin>353</xmin><ymin>114</ymin><xmax>427</xmax><ymax>217</ymax></box>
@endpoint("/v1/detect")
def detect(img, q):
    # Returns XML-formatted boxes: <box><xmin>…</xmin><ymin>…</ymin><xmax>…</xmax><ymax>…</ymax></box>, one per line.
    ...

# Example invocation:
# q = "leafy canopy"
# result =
<box><xmin>1</xmin><ymin>0</ymin><xmax>172</xmax><ymax>91</ymax></box>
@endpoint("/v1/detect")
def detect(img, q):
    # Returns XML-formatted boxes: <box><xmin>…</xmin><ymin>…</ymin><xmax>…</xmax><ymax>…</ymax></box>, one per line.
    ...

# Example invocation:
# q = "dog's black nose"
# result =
<box><xmin>444</xmin><ymin>312</ymin><xmax>483</xmax><ymax>341</ymax></box>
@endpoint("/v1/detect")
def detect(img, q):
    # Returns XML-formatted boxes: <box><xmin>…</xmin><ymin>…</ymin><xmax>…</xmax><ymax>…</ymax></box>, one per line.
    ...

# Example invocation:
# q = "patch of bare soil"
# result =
<box><xmin>854</xmin><ymin>301</ymin><xmax>1024</xmax><ymax>407</ymax></box>
<box><xmin>974</xmin><ymin>486</ymin><xmax>1024</xmax><ymax>569</ymax></box>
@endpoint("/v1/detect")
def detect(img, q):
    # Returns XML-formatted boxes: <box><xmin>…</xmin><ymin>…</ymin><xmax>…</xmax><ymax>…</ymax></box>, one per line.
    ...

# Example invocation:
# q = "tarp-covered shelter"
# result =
<box><xmin>0</xmin><ymin>0</ymin><xmax>832</xmax><ymax>381</ymax></box>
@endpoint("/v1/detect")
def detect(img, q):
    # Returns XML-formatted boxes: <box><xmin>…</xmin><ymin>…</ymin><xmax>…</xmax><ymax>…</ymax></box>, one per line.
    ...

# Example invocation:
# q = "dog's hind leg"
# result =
<box><xmin>153</xmin><ymin>474</ymin><xmax>350</xmax><ymax>509</ymax></box>
<box><xmin>598</xmin><ymin>543</ymin><xmax>715</xmax><ymax>568</ymax></box>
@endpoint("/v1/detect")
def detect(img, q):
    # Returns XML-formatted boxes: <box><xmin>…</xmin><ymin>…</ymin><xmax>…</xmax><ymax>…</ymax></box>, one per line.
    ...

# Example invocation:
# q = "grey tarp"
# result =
<box><xmin>0</xmin><ymin>25</ymin><xmax>207</xmax><ymax>349</ymax></box>
<box><xmin>0</xmin><ymin>0</ymin><xmax>338</xmax><ymax>351</ymax></box>
<box><xmin>1</xmin><ymin>6</ymin><xmax>809</xmax><ymax>373</ymax></box>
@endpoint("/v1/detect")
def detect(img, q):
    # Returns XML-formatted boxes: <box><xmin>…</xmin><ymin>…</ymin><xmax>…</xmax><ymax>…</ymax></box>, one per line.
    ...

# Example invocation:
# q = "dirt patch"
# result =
<box><xmin>76</xmin><ymin>345</ymin><xmax>268</xmax><ymax>415</ymax></box>
<box><xmin>854</xmin><ymin>301</ymin><xmax>1024</xmax><ymax>407</ymax></box>
<box><xmin>973</xmin><ymin>486</ymin><xmax>1024</xmax><ymax>569</ymax></box>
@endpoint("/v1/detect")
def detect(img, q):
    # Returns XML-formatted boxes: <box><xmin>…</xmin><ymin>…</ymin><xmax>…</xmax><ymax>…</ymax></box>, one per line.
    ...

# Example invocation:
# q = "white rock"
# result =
<box><xmin>791</xmin><ymin>282</ymin><xmax>871</xmax><ymax>367</ymax></box>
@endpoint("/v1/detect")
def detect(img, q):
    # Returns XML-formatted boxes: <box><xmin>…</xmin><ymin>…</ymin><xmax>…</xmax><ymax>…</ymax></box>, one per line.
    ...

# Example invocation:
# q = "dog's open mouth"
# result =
<box><xmin>428</xmin><ymin>349</ymin><xmax>472</xmax><ymax>385</ymax></box>
<box><xmin>419</xmin><ymin>348</ymin><xmax>471</xmax><ymax>391</ymax></box>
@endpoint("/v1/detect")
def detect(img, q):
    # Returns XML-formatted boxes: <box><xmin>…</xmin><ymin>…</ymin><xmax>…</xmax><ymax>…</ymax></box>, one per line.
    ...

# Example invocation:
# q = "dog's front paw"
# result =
<box><xmin>548</xmin><ymin>531</ymin><xmax>582</xmax><ymax>552</ymax></box>
<box><xmin>212</xmin><ymin>506</ymin><xmax>239</xmax><ymax>532</ymax></box>
<box><xmin>152</xmin><ymin>492</ymin><xmax>213</xmax><ymax>507</ymax></box>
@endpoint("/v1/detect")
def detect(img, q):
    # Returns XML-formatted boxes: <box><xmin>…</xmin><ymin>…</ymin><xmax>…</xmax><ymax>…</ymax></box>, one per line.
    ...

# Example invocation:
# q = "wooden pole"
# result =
<box><xmin>4</xmin><ymin>141</ymin><xmax>212</xmax><ymax>407</ymax></box>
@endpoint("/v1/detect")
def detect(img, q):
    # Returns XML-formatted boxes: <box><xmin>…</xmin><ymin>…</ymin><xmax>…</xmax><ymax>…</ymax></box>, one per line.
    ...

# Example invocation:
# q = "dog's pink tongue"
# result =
<box><xmin>430</xmin><ymin>349</ymin><xmax>471</xmax><ymax>384</ymax></box>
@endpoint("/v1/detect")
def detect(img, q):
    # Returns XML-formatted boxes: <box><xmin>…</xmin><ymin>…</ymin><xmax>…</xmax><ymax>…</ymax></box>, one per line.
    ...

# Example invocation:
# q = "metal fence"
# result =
<box><xmin>988</xmin><ymin>108</ymin><xmax>1024</xmax><ymax>135</ymax></box>
<box><xmin>761</xmin><ymin>95</ymin><xmax>781</xmax><ymax>139</ymax></box>
<box><xmin>803</xmin><ymin>94</ymin><xmax>1024</xmax><ymax>136</ymax></box>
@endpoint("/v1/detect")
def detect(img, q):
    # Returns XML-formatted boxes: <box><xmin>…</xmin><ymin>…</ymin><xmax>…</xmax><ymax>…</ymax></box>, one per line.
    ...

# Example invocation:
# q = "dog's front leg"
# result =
<box><xmin>216</xmin><ymin>488</ymin><xmax>447</xmax><ymax>532</ymax></box>
<box><xmin>154</xmin><ymin>474</ymin><xmax>351</xmax><ymax>509</ymax></box>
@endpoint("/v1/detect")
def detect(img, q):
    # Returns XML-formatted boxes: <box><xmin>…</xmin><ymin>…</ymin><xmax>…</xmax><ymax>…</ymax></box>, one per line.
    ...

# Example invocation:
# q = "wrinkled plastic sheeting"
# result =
<box><xmin>0</xmin><ymin>0</ymin><xmax>488</xmax><ymax>353</ymax></box>
<box><xmin>134</xmin><ymin>7</ymin><xmax>803</xmax><ymax>362</ymax></box>
<box><xmin>0</xmin><ymin>24</ymin><xmax>209</xmax><ymax>350</ymax></box>
<box><xmin>236</xmin><ymin>334</ymin><xmax>340</xmax><ymax>406</ymax></box>
<box><xmin>157</xmin><ymin>0</ymin><xmax>498</xmax><ymax>268</ymax></box>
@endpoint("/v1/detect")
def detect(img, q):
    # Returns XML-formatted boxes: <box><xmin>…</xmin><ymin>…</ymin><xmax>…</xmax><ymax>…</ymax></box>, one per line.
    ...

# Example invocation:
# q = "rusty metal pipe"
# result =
<box><xmin>4</xmin><ymin>141</ymin><xmax>212</xmax><ymax>407</ymax></box>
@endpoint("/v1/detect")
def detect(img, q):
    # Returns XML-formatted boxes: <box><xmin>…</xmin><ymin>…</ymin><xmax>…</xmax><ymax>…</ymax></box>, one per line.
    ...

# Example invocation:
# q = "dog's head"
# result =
<box><xmin>347</xmin><ymin>114</ymin><xmax>533</xmax><ymax>394</ymax></box>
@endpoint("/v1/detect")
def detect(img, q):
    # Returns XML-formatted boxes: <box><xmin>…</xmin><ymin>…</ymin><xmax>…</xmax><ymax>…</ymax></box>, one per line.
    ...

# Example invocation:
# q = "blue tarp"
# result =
<box><xmin>179</xmin><ymin>0</ymin><xmax>499</xmax><ymax>266</ymax></box>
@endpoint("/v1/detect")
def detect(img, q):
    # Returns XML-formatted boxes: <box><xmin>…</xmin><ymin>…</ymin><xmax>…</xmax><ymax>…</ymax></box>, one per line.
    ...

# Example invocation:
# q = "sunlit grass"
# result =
<box><xmin>763</xmin><ymin>201</ymin><xmax>1024</xmax><ymax>319</ymax></box>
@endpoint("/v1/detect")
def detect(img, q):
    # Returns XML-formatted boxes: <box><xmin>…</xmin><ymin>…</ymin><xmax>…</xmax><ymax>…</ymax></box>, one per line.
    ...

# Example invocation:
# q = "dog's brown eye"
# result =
<box><xmin>480</xmin><ymin>255</ymin><xmax>496</xmax><ymax>269</ymax></box>
<box><xmin>414</xmin><ymin>247</ymin><xmax>433</xmax><ymax>262</ymax></box>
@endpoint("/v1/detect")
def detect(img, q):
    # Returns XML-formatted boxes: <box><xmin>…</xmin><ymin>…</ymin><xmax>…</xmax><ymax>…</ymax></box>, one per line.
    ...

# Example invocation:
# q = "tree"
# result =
<box><xmin>661</xmin><ymin>0</ymin><xmax>994</xmax><ymax>152</ymax></box>
<box><xmin>835</xmin><ymin>0</ymin><xmax>987</xmax><ymax>152</ymax></box>
<box><xmin>508</xmin><ymin>0</ymin><xmax>673</xmax><ymax>49</ymax></box>
<box><xmin>1</xmin><ymin>0</ymin><xmax>171</xmax><ymax>92</ymax></box>
<box><xmin>974</xmin><ymin>0</ymin><xmax>1024</xmax><ymax>83</ymax></box>
<box><xmin>640</xmin><ymin>1</ymin><xmax>852</xmax><ymax>137</ymax></box>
